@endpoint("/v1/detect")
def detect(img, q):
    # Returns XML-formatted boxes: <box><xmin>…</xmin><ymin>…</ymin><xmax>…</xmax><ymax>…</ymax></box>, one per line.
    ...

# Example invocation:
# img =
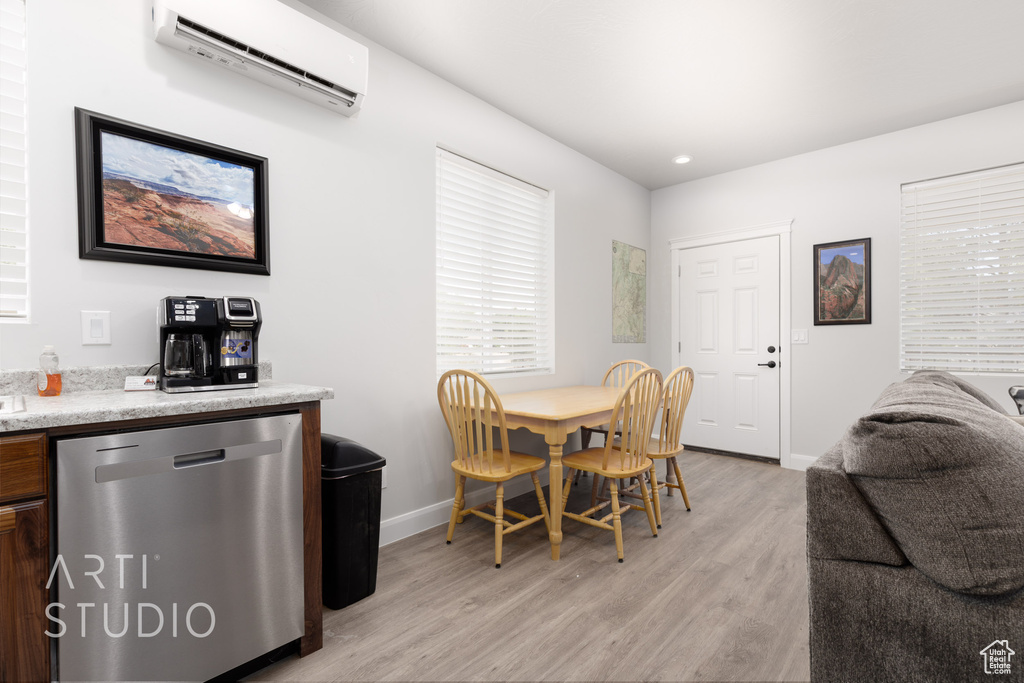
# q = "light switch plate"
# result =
<box><xmin>791</xmin><ymin>328</ymin><xmax>809</xmax><ymax>344</ymax></box>
<box><xmin>81</xmin><ymin>310</ymin><xmax>111</xmax><ymax>345</ymax></box>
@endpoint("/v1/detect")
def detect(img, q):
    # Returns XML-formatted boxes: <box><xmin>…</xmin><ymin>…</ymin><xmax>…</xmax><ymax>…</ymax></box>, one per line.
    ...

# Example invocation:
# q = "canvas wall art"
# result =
<box><xmin>612</xmin><ymin>240</ymin><xmax>646</xmax><ymax>342</ymax></box>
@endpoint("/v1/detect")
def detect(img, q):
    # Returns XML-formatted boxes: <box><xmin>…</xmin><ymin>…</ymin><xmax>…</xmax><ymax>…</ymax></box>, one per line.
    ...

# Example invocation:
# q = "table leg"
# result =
<box><xmin>547</xmin><ymin>442</ymin><xmax>563</xmax><ymax>560</ymax></box>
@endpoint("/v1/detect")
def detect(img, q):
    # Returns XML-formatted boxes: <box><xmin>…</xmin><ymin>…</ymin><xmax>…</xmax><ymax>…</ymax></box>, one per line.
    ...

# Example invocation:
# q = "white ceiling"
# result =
<box><xmin>296</xmin><ymin>0</ymin><xmax>1024</xmax><ymax>190</ymax></box>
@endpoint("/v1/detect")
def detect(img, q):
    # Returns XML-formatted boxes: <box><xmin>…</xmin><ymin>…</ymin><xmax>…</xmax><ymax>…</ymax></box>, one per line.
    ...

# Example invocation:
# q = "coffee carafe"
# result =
<box><xmin>158</xmin><ymin>296</ymin><xmax>262</xmax><ymax>393</ymax></box>
<box><xmin>163</xmin><ymin>333</ymin><xmax>209</xmax><ymax>377</ymax></box>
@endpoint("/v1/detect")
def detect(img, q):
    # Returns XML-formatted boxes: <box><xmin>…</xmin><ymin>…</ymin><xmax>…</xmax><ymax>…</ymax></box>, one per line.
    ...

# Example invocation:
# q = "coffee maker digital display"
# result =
<box><xmin>158</xmin><ymin>296</ymin><xmax>262</xmax><ymax>393</ymax></box>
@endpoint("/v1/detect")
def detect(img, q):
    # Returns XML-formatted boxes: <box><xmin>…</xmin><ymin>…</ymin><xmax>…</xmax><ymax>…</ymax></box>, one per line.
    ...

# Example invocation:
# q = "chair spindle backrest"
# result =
<box><xmin>437</xmin><ymin>370</ymin><xmax>512</xmax><ymax>475</ymax></box>
<box><xmin>603</xmin><ymin>367</ymin><xmax>663</xmax><ymax>471</ymax></box>
<box><xmin>658</xmin><ymin>366</ymin><xmax>695</xmax><ymax>450</ymax></box>
<box><xmin>601</xmin><ymin>360</ymin><xmax>650</xmax><ymax>388</ymax></box>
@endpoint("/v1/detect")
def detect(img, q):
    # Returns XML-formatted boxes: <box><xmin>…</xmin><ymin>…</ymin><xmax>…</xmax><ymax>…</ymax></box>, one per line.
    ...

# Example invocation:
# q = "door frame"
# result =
<box><xmin>669</xmin><ymin>220</ymin><xmax>794</xmax><ymax>469</ymax></box>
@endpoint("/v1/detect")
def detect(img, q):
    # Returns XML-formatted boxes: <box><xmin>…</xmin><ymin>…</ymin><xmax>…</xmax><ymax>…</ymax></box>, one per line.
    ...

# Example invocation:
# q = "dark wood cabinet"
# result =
<box><xmin>0</xmin><ymin>433</ymin><xmax>49</xmax><ymax>683</ymax></box>
<box><xmin>0</xmin><ymin>433</ymin><xmax>47</xmax><ymax>504</ymax></box>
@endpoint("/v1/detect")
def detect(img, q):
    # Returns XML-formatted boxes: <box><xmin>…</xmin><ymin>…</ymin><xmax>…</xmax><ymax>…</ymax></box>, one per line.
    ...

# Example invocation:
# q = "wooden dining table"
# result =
<box><xmin>496</xmin><ymin>384</ymin><xmax>622</xmax><ymax>560</ymax></box>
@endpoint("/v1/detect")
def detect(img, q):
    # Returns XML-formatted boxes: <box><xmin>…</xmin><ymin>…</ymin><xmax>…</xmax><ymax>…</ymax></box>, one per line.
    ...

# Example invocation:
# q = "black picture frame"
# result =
<box><xmin>75</xmin><ymin>108</ymin><xmax>270</xmax><ymax>275</ymax></box>
<box><xmin>813</xmin><ymin>237</ymin><xmax>871</xmax><ymax>325</ymax></box>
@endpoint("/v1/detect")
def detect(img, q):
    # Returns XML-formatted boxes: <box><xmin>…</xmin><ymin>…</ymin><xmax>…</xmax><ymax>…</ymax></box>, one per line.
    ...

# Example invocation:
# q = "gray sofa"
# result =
<box><xmin>806</xmin><ymin>371</ymin><xmax>1024</xmax><ymax>682</ymax></box>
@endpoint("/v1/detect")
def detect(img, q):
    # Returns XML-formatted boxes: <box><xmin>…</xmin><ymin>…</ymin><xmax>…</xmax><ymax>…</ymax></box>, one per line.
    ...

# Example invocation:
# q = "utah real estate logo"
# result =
<box><xmin>980</xmin><ymin>640</ymin><xmax>1015</xmax><ymax>676</ymax></box>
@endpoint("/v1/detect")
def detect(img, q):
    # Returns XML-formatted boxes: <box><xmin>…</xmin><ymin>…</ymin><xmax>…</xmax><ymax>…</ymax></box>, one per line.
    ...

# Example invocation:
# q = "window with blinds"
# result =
<box><xmin>900</xmin><ymin>162</ymin><xmax>1024</xmax><ymax>374</ymax></box>
<box><xmin>0</xmin><ymin>0</ymin><xmax>28</xmax><ymax>320</ymax></box>
<box><xmin>436</xmin><ymin>148</ymin><xmax>554</xmax><ymax>377</ymax></box>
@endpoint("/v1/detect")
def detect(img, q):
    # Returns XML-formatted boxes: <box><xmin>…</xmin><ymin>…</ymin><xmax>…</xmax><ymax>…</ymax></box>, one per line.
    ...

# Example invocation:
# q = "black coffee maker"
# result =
<box><xmin>158</xmin><ymin>296</ymin><xmax>262</xmax><ymax>393</ymax></box>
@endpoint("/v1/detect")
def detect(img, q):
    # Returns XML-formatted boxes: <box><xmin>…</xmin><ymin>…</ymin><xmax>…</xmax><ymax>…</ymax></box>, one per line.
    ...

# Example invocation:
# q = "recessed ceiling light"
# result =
<box><xmin>673</xmin><ymin>155</ymin><xmax>693</xmax><ymax>165</ymax></box>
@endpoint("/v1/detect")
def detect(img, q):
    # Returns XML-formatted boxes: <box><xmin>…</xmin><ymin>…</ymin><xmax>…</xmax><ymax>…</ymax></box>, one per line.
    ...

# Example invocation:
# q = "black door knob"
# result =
<box><xmin>767</xmin><ymin>345</ymin><xmax>777</xmax><ymax>353</ymax></box>
<box><xmin>758</xmin><ymin>361</ymin><xmax>777</xmax><ymax>369</ymax></box>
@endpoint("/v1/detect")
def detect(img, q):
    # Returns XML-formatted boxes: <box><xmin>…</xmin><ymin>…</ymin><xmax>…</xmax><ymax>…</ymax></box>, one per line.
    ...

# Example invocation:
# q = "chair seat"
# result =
<box><xmin>452</xmin><ymin>451</ymin><xmax>547</xmax><ymax>482</ymax></box>
<box><xmin>612</xmin><ymin>437</ymin><xmax>683</xmax><ymax>460</ymax></box>
<box><xmin>645</xmin><ymin>439</ymin><xmax>684</xmax><ymax>459</ymax></box>
<box><xmin>563</xmin><ymin>447</ymin><xmax>652</xmax><ymax>478</ymax></box>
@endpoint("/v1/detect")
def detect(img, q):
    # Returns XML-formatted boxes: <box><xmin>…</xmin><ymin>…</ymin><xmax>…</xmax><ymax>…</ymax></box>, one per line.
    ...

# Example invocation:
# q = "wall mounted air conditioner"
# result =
<box><xmin>153</xmin><ymin>0</ymin><xmax>367</xmax><ymax>115</ymax></box>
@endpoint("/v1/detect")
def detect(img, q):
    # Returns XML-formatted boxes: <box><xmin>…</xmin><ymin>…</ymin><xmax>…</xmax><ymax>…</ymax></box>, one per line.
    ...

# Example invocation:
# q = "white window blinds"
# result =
<box><xmin>436</xmin><ymin>148</ymin><xmax>554</xmax><ymax>377</ymax></box>
<box><xmin>0</xmin><ymin>0</ymin><xmax>28</xmax><ymax>319</ymax></box>
<box><xmin>900</xmin><ymin>162</ymin><xmax>1024</xmax><ymax>374</ymax></box>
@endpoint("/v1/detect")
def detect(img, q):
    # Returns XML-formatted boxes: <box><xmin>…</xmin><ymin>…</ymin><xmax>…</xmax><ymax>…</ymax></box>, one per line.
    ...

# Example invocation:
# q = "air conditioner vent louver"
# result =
<box><xmin>176</xmin><ymin>16</ymin><xmax>357</xmax><ymax>104</ymax></box>
<box><xmin>177</xmin><ymin>17</ymin><xmax>245</xmax><ymax>51</ymax></box>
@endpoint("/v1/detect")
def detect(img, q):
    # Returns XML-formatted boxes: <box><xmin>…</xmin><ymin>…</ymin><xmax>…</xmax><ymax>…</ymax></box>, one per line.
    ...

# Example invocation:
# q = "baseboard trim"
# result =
<box><xmin>380</xmin><ymin>475</ymin><xmax>545</xmax><ymax>547</ymax></box>
<box><xmin>786</xmin><ymin>452</ymin><xmax>817</xmax><ymax>471</ymax></box>
<box><xmin>683</xmin><ymin>444</ymin><xmax>780</xmax><ymax>465</ymax></box>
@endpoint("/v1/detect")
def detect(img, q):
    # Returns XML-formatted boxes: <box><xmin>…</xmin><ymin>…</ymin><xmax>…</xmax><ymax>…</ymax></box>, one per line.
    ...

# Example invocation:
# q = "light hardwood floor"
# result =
<box><xmin>252</xmin><ymin>450</ymin><xmax>810</xmax><ymax>682</ymax></box>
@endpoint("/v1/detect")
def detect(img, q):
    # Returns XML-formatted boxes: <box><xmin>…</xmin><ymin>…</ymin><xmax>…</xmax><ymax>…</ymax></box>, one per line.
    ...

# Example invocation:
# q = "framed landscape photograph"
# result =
<box><xmin>75</xmin><ymin>108</ymin><xmax>270</xmax><ymax>275</ymax></box>
<box><xmin>814</xmin><ymin>237</ymin><xmax>871</xmax><ymax>325</ymax></box>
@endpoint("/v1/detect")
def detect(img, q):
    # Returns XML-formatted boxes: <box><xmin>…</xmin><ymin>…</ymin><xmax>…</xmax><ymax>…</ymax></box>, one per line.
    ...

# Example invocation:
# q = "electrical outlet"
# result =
<box><xmin>81</xmin><ymin>311</ymin><xmax>111</xmax><ymax>345</ymax></box>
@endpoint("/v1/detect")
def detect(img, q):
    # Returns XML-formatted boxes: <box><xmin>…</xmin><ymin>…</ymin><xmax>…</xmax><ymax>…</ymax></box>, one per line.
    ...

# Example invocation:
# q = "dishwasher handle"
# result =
<box><xmin>94</xmin><ymin>439</ymin><xmax>282</xmax><ymax>484</ymax></box>
<box><xmin>174</xmin><ymin>449</ymin><xmax>225</xmax><ymax>469</ymax></box>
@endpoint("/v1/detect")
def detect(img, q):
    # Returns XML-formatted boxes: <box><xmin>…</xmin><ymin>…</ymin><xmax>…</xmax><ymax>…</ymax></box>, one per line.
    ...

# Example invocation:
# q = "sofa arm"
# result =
<box><xmin>809</xmin><ymin>557</ymin><xmax>1024</xmax><ymax>682</ymax></box>
<box><xmin>806</xmin><ymin>446</ymin><xmax>906</xmax><ymax>566</ymax></box>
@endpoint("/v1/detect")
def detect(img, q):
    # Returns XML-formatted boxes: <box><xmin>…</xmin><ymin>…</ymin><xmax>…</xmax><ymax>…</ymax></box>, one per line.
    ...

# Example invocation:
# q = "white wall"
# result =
<box><xmin>651</xmin><ymin>100</ymin><xmax>1024</xmax><ymax>461</ymax></box>
<box><xmin>0</xmin><ymin>0</ymin><xmax>650</xmax><ymax>535</ymax></box>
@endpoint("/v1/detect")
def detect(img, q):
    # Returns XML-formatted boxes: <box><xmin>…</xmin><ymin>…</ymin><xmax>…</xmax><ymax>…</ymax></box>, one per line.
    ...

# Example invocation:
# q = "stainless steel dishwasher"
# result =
<box><xmin>54</xmin><ymin>413</ymin><xmax>305</xmax><ymax>682</ymax></box>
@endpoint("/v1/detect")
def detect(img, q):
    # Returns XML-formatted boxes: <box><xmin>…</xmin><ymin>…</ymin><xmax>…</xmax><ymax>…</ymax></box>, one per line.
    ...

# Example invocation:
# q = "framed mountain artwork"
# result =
<box><xmin>75</xmin><ymin>108</ymin><xmax>270</xmax><ymax>275</ymax></box>
<box><xmin>814</xmin><ymin>238</ymin><xmax>871</xmax><ymax>325</ymax></box>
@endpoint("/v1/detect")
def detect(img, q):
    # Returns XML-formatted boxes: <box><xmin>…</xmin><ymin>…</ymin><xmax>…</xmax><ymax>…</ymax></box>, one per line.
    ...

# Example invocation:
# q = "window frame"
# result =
<box><xmin>0</xmin><ymin>0</ymin><xmax>29</xmax><ymax>321</ymax></box>
<box><xmin>435</xmin><ymin>148</ymin><xmax>555</xmax><ymax>378</ymax></box>
<box><xmin>899</xmin><ymin>161</ymin><xmax>1024</xmax><ymax>375</ymax></box>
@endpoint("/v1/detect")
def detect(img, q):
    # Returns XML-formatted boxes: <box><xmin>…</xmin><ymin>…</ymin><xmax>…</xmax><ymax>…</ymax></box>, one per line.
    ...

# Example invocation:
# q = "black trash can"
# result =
<box><xmin>321</xmin><ymin>434</ymin><xmax>386</xmax><ymax>610</ymax></box>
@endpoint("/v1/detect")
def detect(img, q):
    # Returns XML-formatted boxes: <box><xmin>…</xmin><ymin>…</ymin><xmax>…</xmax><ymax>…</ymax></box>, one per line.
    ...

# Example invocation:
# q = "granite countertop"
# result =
<box><xmin>0</xmin><ymin>364</ymin><xmax>333</xmax><ymax>432</ymax></box>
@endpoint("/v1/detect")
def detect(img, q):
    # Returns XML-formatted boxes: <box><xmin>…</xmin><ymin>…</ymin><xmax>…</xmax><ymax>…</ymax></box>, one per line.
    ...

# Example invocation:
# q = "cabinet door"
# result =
<box><xmin>0</xmin><ymin>500</ymin><xmax>49</xmax><ymax>683</ymax></box>
<box><xmin>0</xmin><ymin>433</ymin><xmax>47</xmax><ymax>504</ymax></box>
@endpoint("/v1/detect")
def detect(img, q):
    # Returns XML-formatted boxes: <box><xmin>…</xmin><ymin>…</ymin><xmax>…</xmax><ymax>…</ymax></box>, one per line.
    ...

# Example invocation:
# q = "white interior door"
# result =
<box><xmin>677</xmin><ymin>235</ymin><xmax>781</xmax><ymax>459</ymax></box>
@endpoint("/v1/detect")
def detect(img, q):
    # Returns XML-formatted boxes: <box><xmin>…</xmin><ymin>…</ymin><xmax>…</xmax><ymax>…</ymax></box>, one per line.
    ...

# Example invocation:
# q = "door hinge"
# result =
<box><xmin>678</xmin><ymin>341</ymin><xmax>681</xmax><ymax>352</ymax></box>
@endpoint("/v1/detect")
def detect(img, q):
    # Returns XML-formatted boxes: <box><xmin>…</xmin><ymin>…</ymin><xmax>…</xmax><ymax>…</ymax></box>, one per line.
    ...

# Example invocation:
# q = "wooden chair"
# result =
<box><xmin>437</xmin><ymin>370</ymin><xmax>551</xmax><ymax>568</ymax></box>
<box><xmin>575</xmin><ymin>359</ymin><xmax>650</xmax><ymax>487</ymax></box>
<box><xmin>638</xmin><ymin>365</ymin><xmax>695</xmax><ymax>528</ymax></box>
<box><xmin>579</xmin><ymin>359</ymin><xmax>650</xmax><ymax>449</ymax></box>
<box><xmin>560</xmin><ymin>367</ymin><xmax>663</xmax><ymax>562</ymax></box>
